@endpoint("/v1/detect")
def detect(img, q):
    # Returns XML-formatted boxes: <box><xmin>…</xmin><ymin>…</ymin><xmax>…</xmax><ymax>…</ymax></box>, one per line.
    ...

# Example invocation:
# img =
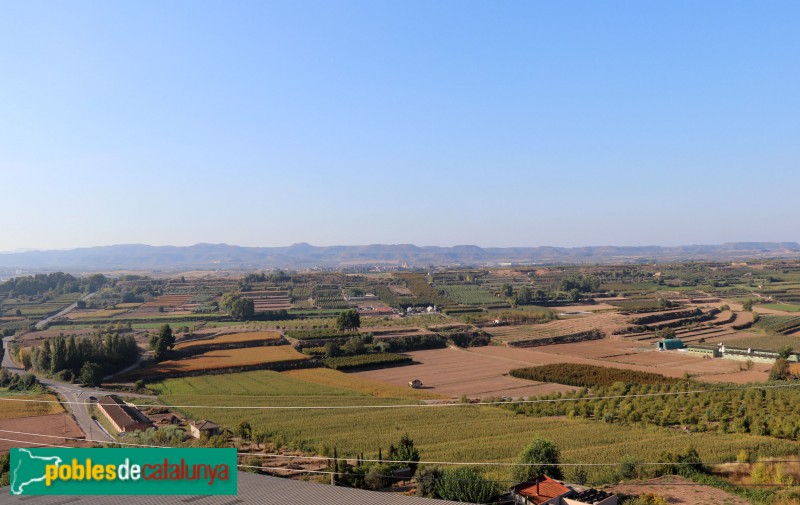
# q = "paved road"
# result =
<box><xmin>35</xmin><ymin>292</ymin><xmax>96</xmax><ymax>330</ymax></box>
<box><xmin>2</xmin><ymin>336</ymin><xmax>154</xmax><ymax>444</ymax></box>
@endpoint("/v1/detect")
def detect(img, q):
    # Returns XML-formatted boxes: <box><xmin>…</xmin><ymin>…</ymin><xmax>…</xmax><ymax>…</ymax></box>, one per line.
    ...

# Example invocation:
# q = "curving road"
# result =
<box><xmin>2</xmin><ymin>335</ymin><xmax>155</xmax><ymax>445</ymax></box>
<box><xmin>35</xmin><ymin>292</ymin><xmax>96</xmax><ymax>330</ymax></box>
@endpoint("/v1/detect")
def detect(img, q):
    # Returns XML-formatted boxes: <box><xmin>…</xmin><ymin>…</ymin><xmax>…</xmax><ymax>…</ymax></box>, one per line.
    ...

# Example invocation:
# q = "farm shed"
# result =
<box><xmin>189</xmin><ymin>419</ymin><xmax>221</xmax><ymax>438</ymax></box>
<box><xmin>96</xmin><ymin>395</ymin><xmax>153</xmax><ymax>434</ymax></box>
<box><xmin>686</xmin><ymin>346</ymin><xmax>720</xmax><ymax>358</ymax></box>
<box><xmin>657</xmin><ymin>339</ymin><xmax>685</xmax><ymax>350</ymax></box>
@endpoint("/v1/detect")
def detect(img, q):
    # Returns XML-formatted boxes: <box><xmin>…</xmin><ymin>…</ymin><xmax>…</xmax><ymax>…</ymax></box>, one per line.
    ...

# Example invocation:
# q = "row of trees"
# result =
<box><xmin>507</xmin><ymin>380</ymin><xmax>800</xmax><ymax>440</ymax></box>
<box><xmin>0</xmin><ymin>272</ymin><xmax>107</xmax><ymax>297</ymax></box>
<box><xmin>27</xmin><ymin>332</ymin><xmax>138</xmax><ymax>385</ymax></box>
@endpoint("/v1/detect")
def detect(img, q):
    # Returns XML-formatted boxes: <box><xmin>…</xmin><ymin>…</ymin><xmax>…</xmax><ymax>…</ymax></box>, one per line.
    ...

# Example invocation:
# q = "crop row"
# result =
<box><xmin>510</xmin><ymin>363</ymin><xmax>681</xmax><ymax>387</ymax></box>
<box><xmin>323</xmin><ymin>353</ymin><xmax>411</xmax><ymax>371</ymax></box>
<box><xmin>755</xmin><ymin>315</ymin><xmax>800</xmax><ymax>334</ymax></box>
<box><xmin>437</xmin><ymin>285</ymin><xmax>500</xmax><ymax>305</ymax></box>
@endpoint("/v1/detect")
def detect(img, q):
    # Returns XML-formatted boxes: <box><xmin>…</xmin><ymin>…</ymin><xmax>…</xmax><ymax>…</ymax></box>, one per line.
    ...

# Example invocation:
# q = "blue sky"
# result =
<box><xmin>1</xmin><ymin>1</ymin><xmax>798</xmax><ymax>250</ymax></box>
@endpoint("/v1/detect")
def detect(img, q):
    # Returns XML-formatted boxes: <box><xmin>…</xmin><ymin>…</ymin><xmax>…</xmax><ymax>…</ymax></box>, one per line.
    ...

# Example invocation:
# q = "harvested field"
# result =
<box><xmin>141</xmin><ymin>294</ymin><xmax>193</xmax><ymax>308</ymax></box>
<box><xmin>15</xmin><ymin>328</ymin><xmax>99</xmax><ymax>346</ymax></box>
<box><xmin>362</xmin><ymin>327</ymin><xmax>439</xmax><ymax>340</ymax></box>
<box><xmin>463</xmin><ymin>344</ymin><xmax>771</xmax><ymax>383</ymax></box>
<box><xmin>0</xmin><ymin>414</ymin><xmax>87</xmax><ymax>451</ymax></box>
<box><xmin>695</xmin><ymin>369</ymin><xmax>770</xmax><ymax>383</ymax></box>
<box><xmin>550</xmin><ymin>303</ymin><xmax>620</xmax><ymax>312</ymax></box>
<box><xmin>355</xmin><ymin>348</ymin><xmax>577</xmax><ymax>398</ymax></box>
<box><xmin>487</xmin><ymin>312</ymin><xmax>626</xmax><ymax>346</ymax></box>
<box><xmin>67</xmin><ymin>308</ymin><xmax>128</xmax><ymax>319</ymax></box>
<box><xmin>127</xmin><ymin>345</ymin><xmax>310</xmax><ymax>378</ymax></box>
<box><xmin>283</xmin><ymin>368</ymin><xmax>444</xmax><ymax>399</ymax></box>
<box><xmin>174</xmin><ymin>331</ymin><xmax>282</xmax><ymax>350</ymax></box>
<box><xmin>241</xmin><ymin>290</ymin><xmax>292</xmax><ymax>311</ymax></box>
<box><xmin>610</xmin><ymin>476</ymin><xmax>750</xmax><ymax>505</ymax></box>
<box><xmin>0</xmin><ymin>393</ymin><xmax>64</xmax><ymax>419</ymax></box>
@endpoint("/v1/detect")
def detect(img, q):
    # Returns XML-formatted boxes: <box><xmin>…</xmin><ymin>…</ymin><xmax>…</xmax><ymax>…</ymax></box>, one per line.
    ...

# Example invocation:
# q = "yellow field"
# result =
<box><xmin>0</xmin><ymin>393</ymin><xmax>64</xmax><ymax>419</ymax></box>
<box><xmin>284</xmin><ymin>368</ymin><xmax>445</xmax><ymax>400</ymax></box>
<box><xmin>175</xmin><ymin>331</ymin><xmax>282</xmax><ymax>350</ymax></box>
<box><xmin>135</xmin><ymin>345</ymin><xmax>308</xmax><ymax>377</ymax></box>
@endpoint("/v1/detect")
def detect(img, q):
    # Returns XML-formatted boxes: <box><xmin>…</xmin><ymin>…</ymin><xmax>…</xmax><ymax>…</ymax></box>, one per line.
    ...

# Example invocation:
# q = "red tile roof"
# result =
<box><xmin>513</xmin><ymin>476</ymin><xmax>570</xmax><ymax>504</ymax></box>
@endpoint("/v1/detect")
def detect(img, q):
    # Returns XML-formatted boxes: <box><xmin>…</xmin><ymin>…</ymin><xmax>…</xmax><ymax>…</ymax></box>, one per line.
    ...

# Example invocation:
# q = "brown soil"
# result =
<box><xmin>0</xmin><ymin>413</ymin><xmax>88</xmax><ymax>451</ymax></box>
<box><xmin>355</xmin><ymin>347</ymin><xmax>577</xmax><ymax>399</ymax></box>
<box><xmin>610</xmin><ymin>476</ymin><xmax>751</xmax><ymax>505</ymax></box>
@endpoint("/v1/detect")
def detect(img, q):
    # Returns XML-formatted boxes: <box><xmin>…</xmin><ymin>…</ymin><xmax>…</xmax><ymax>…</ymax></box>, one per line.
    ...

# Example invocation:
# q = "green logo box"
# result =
<box><xmin>10</xmin><ymin>448</ymin><xmax>237</xmax><ymax>496</ymax></box>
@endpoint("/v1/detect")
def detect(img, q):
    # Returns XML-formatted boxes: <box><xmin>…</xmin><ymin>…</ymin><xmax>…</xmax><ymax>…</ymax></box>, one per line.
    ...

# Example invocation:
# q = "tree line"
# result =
<box><xmin>0</xmin><ymin>272</ymin><xmax>107</xmax><ymax>297</ymax></box>
<box><xmin>26</xmin><ymin>332</ymin><xmax>138</xmax><ymax>386</ymax></box>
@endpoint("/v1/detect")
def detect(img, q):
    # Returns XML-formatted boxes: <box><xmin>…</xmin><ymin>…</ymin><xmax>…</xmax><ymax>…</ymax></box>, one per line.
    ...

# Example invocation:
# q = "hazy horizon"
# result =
<box><xmin>2</xmin><ymin>1</ymin><xmax>799</xmax><ymax>251</ymax></box>
<box><xmin>3</xmin><ymin>238</ymin><xmax>800</xmax><ymax>256</ymax></box>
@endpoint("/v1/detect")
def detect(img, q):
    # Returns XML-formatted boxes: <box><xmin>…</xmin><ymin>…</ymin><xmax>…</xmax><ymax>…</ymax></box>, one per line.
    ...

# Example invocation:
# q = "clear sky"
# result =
<box><xmin>1</xmin><ymin>1</ymin><xmax>798</xmax><ymax>251</ymax></box>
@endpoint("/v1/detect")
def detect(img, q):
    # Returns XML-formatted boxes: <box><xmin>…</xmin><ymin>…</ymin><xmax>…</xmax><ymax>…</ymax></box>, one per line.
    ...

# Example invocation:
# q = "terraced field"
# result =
<box><xmin>0</xmin><ymin>293</ymin><xmax>82</xmax><ymax>318</ymax></box>
<box><xmin>437</xmin><ymin>285</ymin><xmax>501</xmax><ymax>305</ymax></box>
<box><xmin>174</xmin><ymin>331</ymin><xmax>282</xmax><ymax>350</ymax></box>
<box><xmin>241</xmin><ymin>290</ymin><xmax>292</xmax><ymax>312</ymax></box>
<box><xmin>487</xmin><ymin>312</ymin><xmax>626</xmax><ymax>346</ymax></box>
<box><xmin>126</xmin><ymin>345</ymin><xmax>310</xmax><ymax>379</ymax></box>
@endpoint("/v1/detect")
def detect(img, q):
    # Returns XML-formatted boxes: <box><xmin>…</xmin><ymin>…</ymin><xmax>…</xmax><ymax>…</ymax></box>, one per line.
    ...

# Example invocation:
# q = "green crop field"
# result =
<box><xmin>719</xmin><ymin>332</ymin><xmax>800</xmax><ymax>352</ymax></box>
<box><xmin>438</xmin><ymin>285</ymin><xmax>500</xmax><ymax>305</ymax></box>
<box><xmin>760</xmin><ymin>303</ymin><xmax>800</xmax><ymax>312</ymax></box>
<box><xmin>155</xmin><ymin>395</ymin><xmax>800</xmax><ymax>483</ymax></box>
<box><xmin>755</xmin><ymin>315</ymin><xmax>800</xmax><ymax>334</ymax></box>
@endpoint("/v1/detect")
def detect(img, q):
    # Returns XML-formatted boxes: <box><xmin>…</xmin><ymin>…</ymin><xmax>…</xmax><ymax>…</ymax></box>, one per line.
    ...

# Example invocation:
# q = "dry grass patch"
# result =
<box><xmin>0</xmin><ymin>393</ymin><xmax>64</xmax><ymax>419</ymax></box>
<box><xmin>136</xmin><ymin>346</ymin><xmax>309</xmax><ymax>377</ymax></box>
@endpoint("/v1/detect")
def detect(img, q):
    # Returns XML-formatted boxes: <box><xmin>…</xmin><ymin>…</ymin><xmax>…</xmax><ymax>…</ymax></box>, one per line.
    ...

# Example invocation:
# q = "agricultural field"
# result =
<box><xmin>174</xmin><ymin>330</ymin><xmax>282</xmax><ymax>350</ymax></box>
<box><xmin>717</xmin><ymin>332</ymin><xmax>800</xmax><ymax>353</ymax></box>
<box><xmin>241</xmin><ymin>290</ymin><xmax>292</xmax><ymax>312</ymax></box>
<box><xmin>356</xmin><ymin>348</ymin><xmax>578</xmax><ymax>398</ymax></box>
<box><xmin>759</xmin><ymin>303</ymin><xmax>800</xmax><ymax>312</ymax></box>
<box><xmin>149</xmin><ymin>368</ymin><xmax>441</xmax><ymax>400</ymax></box>
<box><xmin>437</xmin><ymin>285</ymin><xmax>502</xmax><ymax>305</ymax></box>
<box><xmin>126</xmin><ymin>345</ymin><xmax>310</xmax><ymax>379</ymax></box>
<box><xmin>463</xmin><ymin>344</ymin><xmax>772</xmax><ymax>384</ymax></box>
<box><xmin>754</xmin><ymin>315</ymin><xmax>800</xmax><ymax>334</ymax></box>
<box><xmin>0</xmin><ymin>292</ymin><xmax>82</xmax><ymax>319</ymax></box>
<box><xmin>0</xmin><ymin>414</ymin><xmax>87</xmax><ymax>451</ymax></box>
<box><xmin>0</xmin><ymin>392</ymin><xmax>64</xmax><ymax>419</ymax></box>
<box><xmin>323</xmin><ymin>353</ymin><xmax>411</xmax><ymax>370</ymax></box>
<box><xmin>157</xmin><ymin>394</ymin><xmax>800</xmax><ymax>484</ymax></box>
<box><xmin>284</xmin><ymin>368</ymin><xmax>443</xmax><ymax>399</ymax></box>
<box><xmin>486</xmin><ymin>312</ymin><xmax>626</xmax><ymax>346</ymax></box>
<box><xmin>148</xmin><ymin>365</ymin><xmax>800</xmax><ymax>483</ymax></box>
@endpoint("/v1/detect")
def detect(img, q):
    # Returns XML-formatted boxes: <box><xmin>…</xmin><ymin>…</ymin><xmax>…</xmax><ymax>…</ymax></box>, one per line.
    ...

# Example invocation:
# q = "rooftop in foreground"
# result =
<box><xmin>0</xmin><ymin>472</ymin><xmax>464</xmax><ymax>505</ymax></box>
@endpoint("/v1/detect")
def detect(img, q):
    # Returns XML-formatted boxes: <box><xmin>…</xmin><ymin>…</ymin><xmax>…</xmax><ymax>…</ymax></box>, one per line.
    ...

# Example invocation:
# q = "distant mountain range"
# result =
<box><xmin>0</xmin><ymin>242</ymin><xmax>799</xmax><ymax>272</ymax></box>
